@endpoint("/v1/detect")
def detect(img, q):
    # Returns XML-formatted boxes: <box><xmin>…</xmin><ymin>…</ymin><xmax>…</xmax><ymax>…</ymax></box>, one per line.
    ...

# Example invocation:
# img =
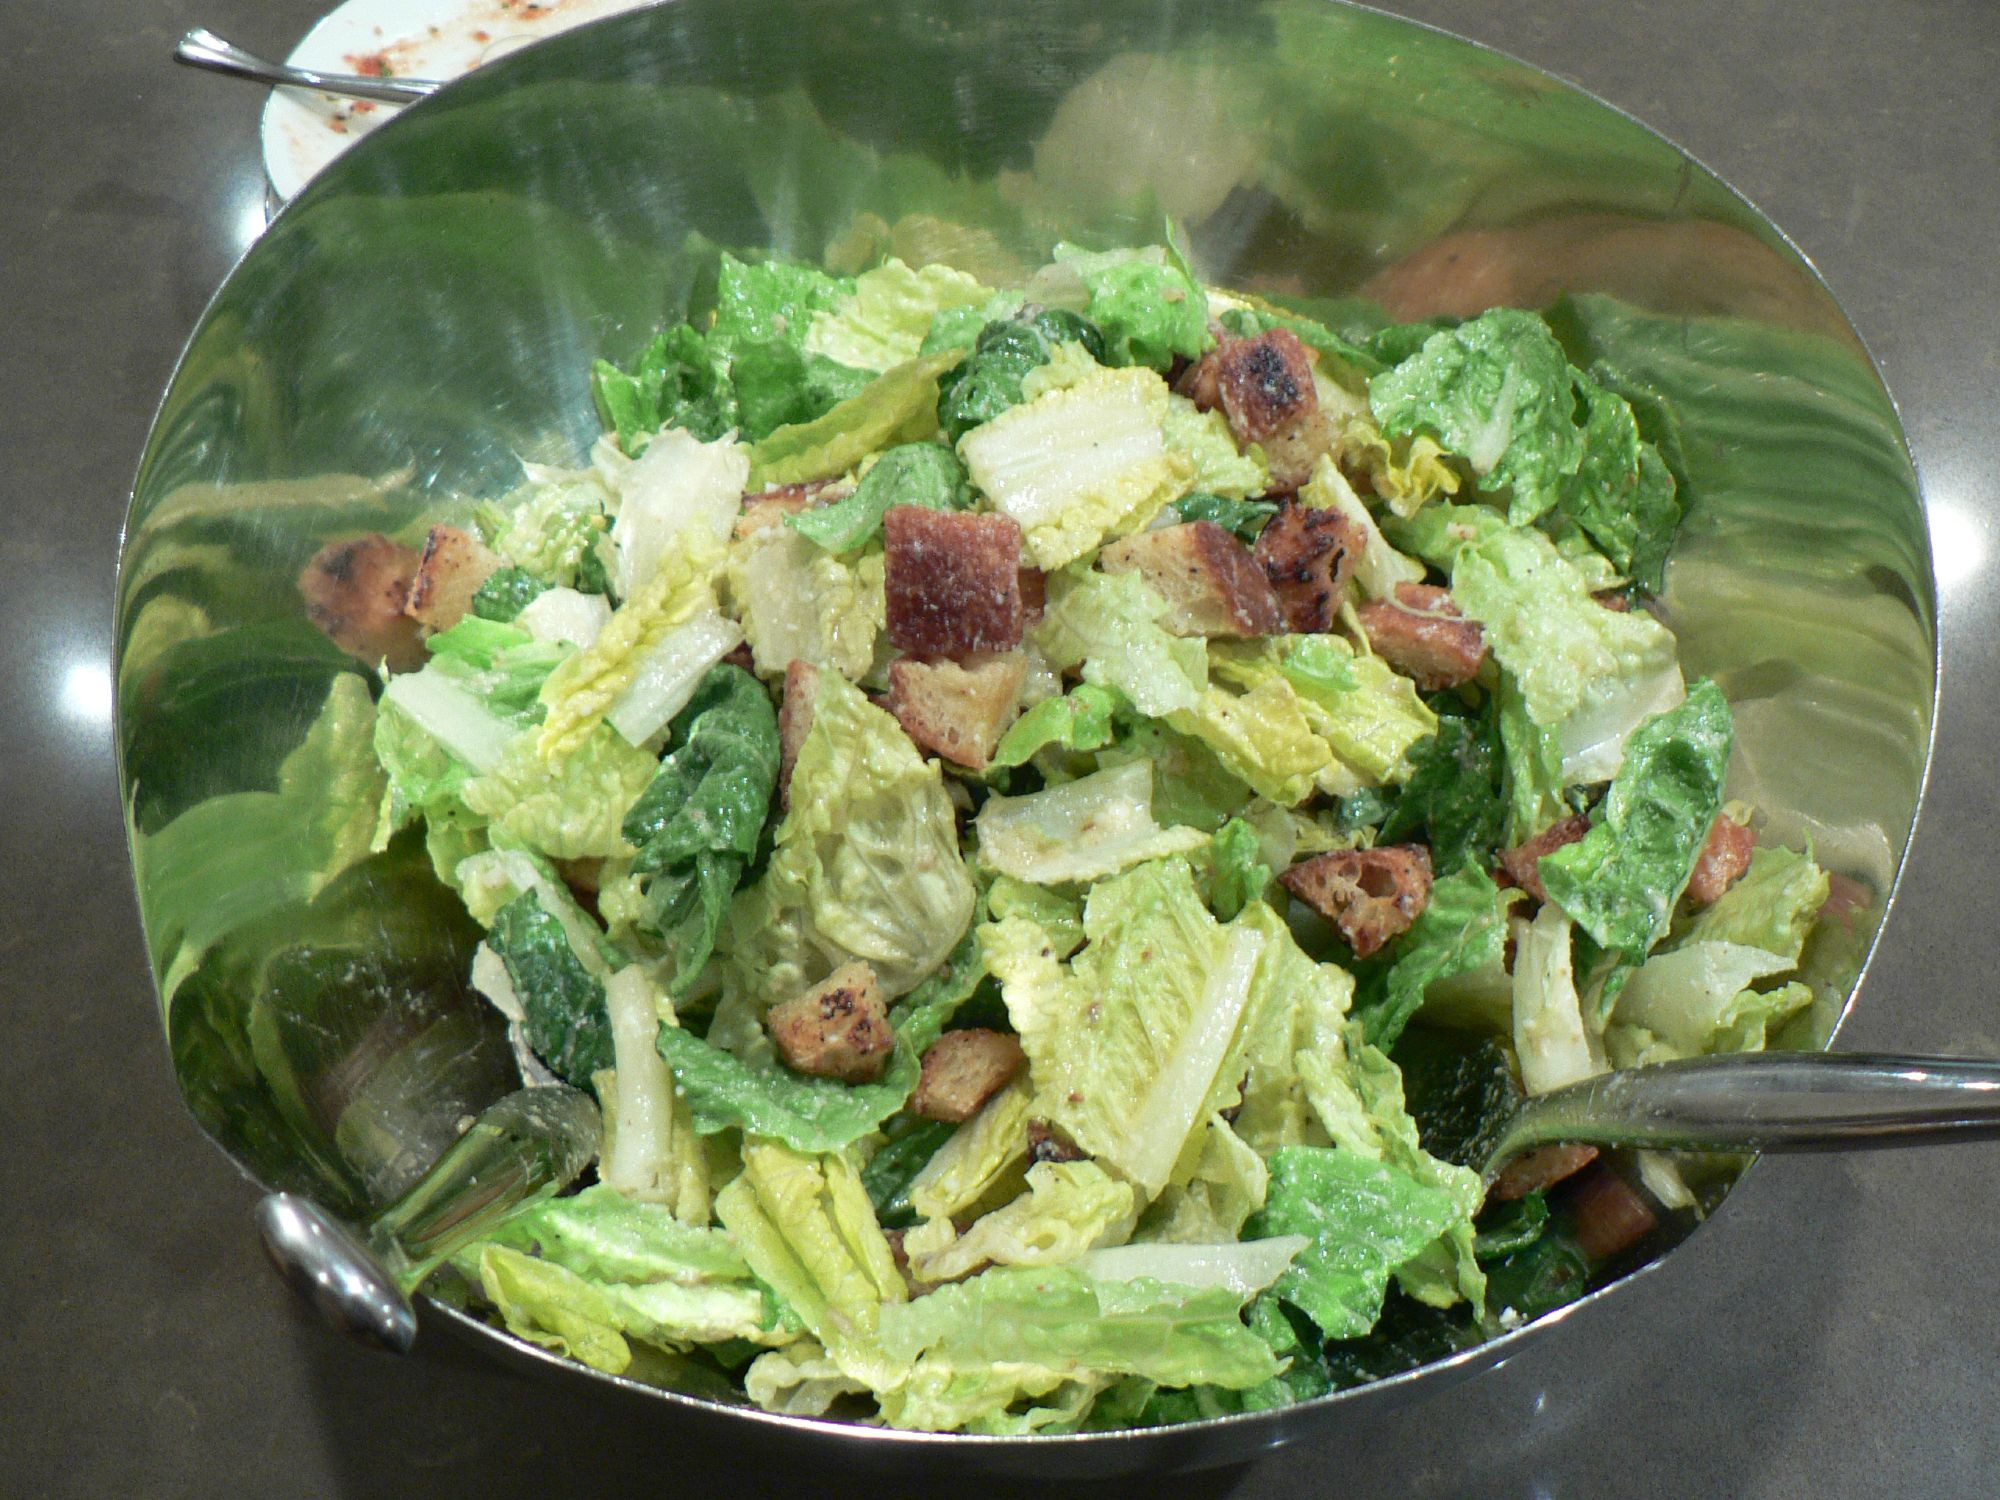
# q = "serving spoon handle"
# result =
<box><xmin>1485</xmin><ymin>1052</ymin><xmax>2000</xmax><ymax>1183</ymax></box>
<box><xmin>174</xmin><ymin>26</ymin><xmax>441</xmax><ymax>105</ymax></box>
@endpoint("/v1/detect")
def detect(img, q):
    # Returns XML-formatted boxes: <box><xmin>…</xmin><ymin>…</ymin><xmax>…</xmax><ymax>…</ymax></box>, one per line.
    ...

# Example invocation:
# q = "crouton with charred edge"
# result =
<box><xmin>1099</xmin><ymin>521</ymin><xmax>1284</xmax><ymax>639</ymax></box>
<box><xmin>1495</xmin><ymin>813</ymin><xmax>1593</xmax><ymax>905</ymax></box>
<box><xmin>911</xmin><ymin>1028</ymin><xmax>1027</xmax><ymax>1123</ymax></box>
<box><xmin>1018</xmin><ymin>567</ymin><xmax>1047</xmax><ymax>625</ymax></box>
<box><xmin>1252</xmin><ymin>502</ymin><xmax>1367</xmax><ymax>633</ymax></box>
<box><xmin>767</xmin><ymin>962</ymin><xmax>894</xmax><ymax>1084</ymax></box>
<box><xmin>1178</xmin><ymin>328</ymin><xmax>1320</xmax><ymax>445</ymax></box>
<box><xmin>1356</xmin><ymin>582</ymin><xmax>1489</xmax><ymax>691</ymax></box>
<box><xmin>777</xmin><ymin>660</ymin><xmax>820</xmax><ymax>810</ymax></box>
<box><xmin>1487</xmin><ymin>1143</ymin><xmax>1599</xmax><ymax>1203</ymax></box>
<box><xmin>1280</xmin><ymin>844</ymin><xmax>1435</xmax><ymax>959</ymax></box>
<box><xmin>298</xmin><ymin>533</ymin><xmax>426</xmax><ymax>671</ymax></box>
<box><xmin>883</xmin><ymin>506</ymin><xmax>1024</xmax><ymax>657</ymax></box>
<box><xmin>403</xmin><ymin>524</ymin><xmax>500</xmax><ymax>633</ymax></box>
<box><xmin>885</xmin><ymin>652</ymin><xmax>1028</xmax><ymax>769</ymax></box>
<box><xmin>1026</xmin><ymin>1120</ymin><xmax>1088</xmax><ymax>1165</ymax></box>
<box><xmin>1687</xmin><ymin>814</ymin><xmax>1755</xmax><ymax>907</ymax></box>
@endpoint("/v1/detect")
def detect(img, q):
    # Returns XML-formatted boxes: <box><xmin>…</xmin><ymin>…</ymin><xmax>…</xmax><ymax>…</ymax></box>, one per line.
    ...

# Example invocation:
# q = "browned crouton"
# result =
<box><xmin>1488</xmin><ymin>1143</ymin><xmax>1600</xmax><ymax>1203</ymax></box>
<box><xmin>767</xmin><ymin>962</ymin><xmax>893</xmax><ymax>1084</ymax></box>
<box><xmin>1280</xmin><ymin>845</ymin><xmax>1435</xmax><ymax>959</ymax></box>
<box><xmin>1356</xmin><ymin>582</ymin><xmax>1488</xmax><ymax>690</ymax></box>
<box><xmin>885</xmin><ymin>652</ymin><xmax>1027</xmax><ymax>769</ymax></box>
<box><xmin>298</xmin><ymin>533</ymin><xmax>426</xmax><ymax>671</ymax></box>
<box><xmin>1259</xmin><ymin>408</ymin><xmax>1341</xmax><ymax>493</ymax></box>
<box><xmin>403</xmin><ymin>524</ymin><xmax>500</xmax><ymax>633</ymax></box>
<box><xmin>1687</xmin><ymin>814</ymin><xmax>1755</xmax><ymax>907</ymax></box>
<box><xmin>1495</xmin><ymin>813</ymin><xmax>1593</xmax><ymax>904</ymax></box>
<box><xmin>778</xmin><ymin>659</ymin><xmax>820</xmax><ymax>809</ymax></box>
<box><xmin>1018</xmin><ymin>567</ymin><xmax>1047</xmax><ymax>625</ymax></box>
<box><xmin>911</xmin><ymin>1029</ymin><xmax>1026</xmax><ymax>1123</ymax></box>
<box><xmin>1178</xmin><ymin>329</ymin><xmax>1320</xmax><ymax>444</ymax></box>
<box><xmin>1594</xmin><ymin>589</ymin><xmax>1633</xmax><ymax>613</ymax></box>
<box><xmin>883</xmin><ymin>507</ymin><xmax>1024</xmax><ymax>657</ymax></box>
<box><xmin>1026</xmin><ymin>1119</ymin><xmax>1088</xmax><ymax>1165</ymax></box>
<box><xmin>1099</xmin><ymin>521</ymin><xmax>1283</xmax><ymax>638</ymax></box>
<box><xmin>1253</xmin><ymin>502</ymin><xmax>1366</xmax><ymax>633</ymax></box>
<box><xmin>1568</xmin><ymin>1163</ymin><xmax>1659</xmax><ymax>1261</ymax></box>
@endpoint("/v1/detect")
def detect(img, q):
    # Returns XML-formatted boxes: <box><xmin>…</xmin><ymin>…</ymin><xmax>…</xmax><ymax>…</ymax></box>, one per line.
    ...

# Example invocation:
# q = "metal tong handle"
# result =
<box><xmin>255</xmin><ymin>1087</ymin><xmax>601</xmax><ymax>1352</ymax></box>
<box><xmin>174</xmin><ymin>26</ymin><xmax>441</xmax><ymax>105</ymax></box>
<box><xmin>1486</xmin><ymin>1052</ymin><xmax>2000</xmax><ymax>1181</ymax></box>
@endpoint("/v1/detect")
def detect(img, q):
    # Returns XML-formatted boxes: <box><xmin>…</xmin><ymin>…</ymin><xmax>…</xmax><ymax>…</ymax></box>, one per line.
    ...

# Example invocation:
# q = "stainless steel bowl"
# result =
<box><xmin>114</xmin><ymin>0</ymin><xmax>1935</xmax><ymax>1475</ymax></box>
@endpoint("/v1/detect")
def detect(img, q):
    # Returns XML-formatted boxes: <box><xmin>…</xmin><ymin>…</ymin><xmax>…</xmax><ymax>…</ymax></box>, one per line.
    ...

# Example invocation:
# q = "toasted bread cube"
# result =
<box><xmin>911</xmin><ymin>1029</ymin><xmax>1026</xmax><ymax>1123</ymax></box>
<box><xmin>1280</xmin><ymin>844</ymin><xmax>1435</xmax><ymax>959</ymax></box>
<box><xmin>1488</xmin><ymin>1143</ymin><xmax>1600</xmax><ymax>1204</ymax></box>
<box><xmin>1687</xmin><ymin>814</ymin><xmax>1755</xmax><ymax>906</ymax></box>
<box><xmin>1259</xmin><ymin>408</ymin><xmax>1341</xmax><ymax>493</ymax></box>
<box><xmin>1253</xmin><ymin>502</ymin><xmax>1367</xmax><ymax>633</ymax></box>
<box><xmin>1356</xmin><ymin>582</ymin><xmax>1488</xmax><ymax>690</ymax></box>
<box><xmin>1568</xmin><ymin>1163</ymin><xmax>1659</xmax><ymax>1261</ymax></box>
<box><xmin>778</xmin><ymin>659</ymin><xmax>820</xmax><ymax>809</ymax></box>
<box><xmin>1178</xmin><ymin>329</ymin><xmax>1319</xmax><ymax>444</ymax></box>
<box><xmin>1018</xmin><ymin>567</ymin><xmax>1047</xmax><ymax>625</ymax></box>
<box><xmin>884</xmin><ymin>507</ymin><xmax>1024</xmax><ymax>657</ymax></box>
<box><xmin>298</xmin><ymin>533</ymin><xmax>426</xmax><ymax>671</ymax></box>
<box><xmin>885</xmin><ymin>652</ymin><xmax>1027</xmax><ymax>769</ymax></box>
<box><xmin>1495</xmin><ymin>813</ymin><xmax>1592</xmax><ymax>904</ymax></box>
<box><xmin>767</xmin><ymin>962</ymin><xmax>893</xmax><ymax>1084</ymax></box>
<box><xmin>403</xmin><ymin>524</ymin><xmax>500</xmax><ymax>633</ymax></box>
<box><xmin>1099</xmin><ymin>521</ymin><xmax>1283</xmax><ymax>638</ymax></box>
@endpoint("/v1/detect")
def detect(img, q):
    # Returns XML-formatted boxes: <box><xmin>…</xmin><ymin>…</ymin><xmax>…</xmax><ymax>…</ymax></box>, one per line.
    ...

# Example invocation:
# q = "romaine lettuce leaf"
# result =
<box><xmin>596</xmin><ymin>969</ymin><xmax>709</xmax><ymax>1221</ymax></box>
<box><xmin>787</xmin><ymin>441</ymin><xmax>970</xmax><ymax>554</ymax></box>
<box><xmin>934</xmin><ymin>309</ymin><xmax>1105</xmax><ymax>440</ymax></box>
<box><xmin>1378</xmin><ymin>706</ymin><xmax>1509</xmax><ymax>876</ymax></box>
<box><xmin>1030</xmin><ymin>567</ymin><xmax>1208</xmax><ymax>718</ymax></box>
<box><xmin>721</xmin><ymin>671</ymin><xmax>976</xmax><ymax>1026</ymax></box>
<box><xmin>1443</xmin><ymin>509</ymin><xmax>1685</xmax><ymax>782</ymax></box>
<box><xmin>536</xmin><ymin>530</ymin><xmax>726</xmax><ymax>760</ymax></box>
<box><xmin>1231</xmin><ymin>902</ymin><xmax>1354</xmax><ymax>1154</ymax></box>
<box><xmin>748</xmin><ymin>352</ymin><xmax>960</xmax><ymax>488</ymax></box>
<box><xmin>707</xmin><ymin>252</ymin><xmax>853</xmax><ymax>356</ymax></box>
<box><xmin>470</xmin><ymin>1183</ymin><xmax>748</xmax><ymax>1284</ymax></box>
<box><xmin>1369</xmin><ymin>309</ymin><xmax>1582</xmax><ymax>525</ymax></box>
<box><xmin>804</xmin><ymin>258</ymin><xmax>993</xmax><ymax>372</ymax></box>
<box><xmin>1560</xmin><ymin>373</ymin><xmax>1682</xmax><ymax>593</ymax></box>
<box><xmin>460</xmin><ymin>723</ymin><xmax>659</xmax><ymax>861</ymax></box>
<box><xmin>1200</xmin><ymin>817</ymin><xmax>1273</xmax><ymax>922</ymax></box>
<box><xmin>974</xmin><ymin>761</ymin><xmax>1209</xmax><ymax>885</ymax></box>
<box><xmin>1133</xmin><ymin>1117</ymin><xmax>1270</xmax><ymax>1244</ymax></box>
<box><xmin>1611</xmin><ymin>940</ymin><xmax>1800</xmax><ymax>1057</ymax></box>
<box><xmin>1248</xmin><ymin>1146</ymin><xmax>1465</xmax><ymax>1341</ymax></box>
<box><xmin>726</xmin><ymin>525</ymin><xmax>885</xmax><ymax>681</ymax></box>
<box><xmin>488</xmin><ymin>889</ymin><xmax>615</xmax><ymax>1088</ymax></box>
<box><xmin>484</xmin><ymin>474</ymin><xmax>613</xmax><ymax>591</ymax></box>
<box><xmin>1512</xmin><ymin>903</ymin><xmax>1602</xmax><ymax>1095</ymax></box>
<box><xmin>987</xmin><ymin>858</ymin><xmax>1264</xmax><ymax>1197</ymax></box>
<box><xmin>713</xmin><ymin>1141</ymin><xmax>906</xmax><ymax>1387</ymax></box>
<box><xmin>1679</xmin><ymin>845</ymin><xmax>1829</xmax><ymax>964</ymax></box>
<box><xmin>1371</xmin><ymin>863</ymin><xmax>1522</xmax><ymax>1049</ymax></box>
<box><xmin>727</xmin><ymin>339</ymin><xmax>876</xmax><ymax>442</ymax></box>
<box><xmin>1162</xmin><ymin>395</ymin><xmax>1269</xmax><ymax>500</ymax></box>
<box><xmin>989</xmin><ymin>682</ymin><xmax>1120</xmax><ymax>768</ymax></box>
<box><xmin>470</xmin><ymin>565</ymin><xmax>549</xmax><ymax>623</ymax></box>
<box><xmin>603</xmin><ymin>426</ymin><xmax>748</xmax><ymax>599</ymax></box>
<box><xmin>1052</xmin><ymin>243</ymin><xmax>1212</xmax><ymax>371</ymax></box>
<box><xmin>906</xmin><ymin>1078</ymin><xmax>1035</xmax><ymax>1225</ymax></box>
<box><xmin>905</xmin><ymin>1161</ymin><xmax>1139</xmax><ymax>1282</ymax></box>
<box><xmin>1167</xmin><ymin>672</ymin><xmax>1332</xmax><ymax>807</ymax></box>
<box><xmin>1172</xmin><ymin>491</ymin><xmax>1279</xmax><ymax>543</ymax></box>
<box><xmin>958</xmin><ymin>365</ymin><xmax>1192</xmax><ymax>569</ymax></box>
<box><xmin>620</xmin><ymin>664</ymin><xmax>779</xmax><ymax>994</ymax></box>
<box><xmin>1540</xmin><ymin>680</ymin><xmax>1734</xmax><ymax>965</ymax></box>
<box><xmin>591</xmin><ymin>322</ymin><xmax>738</xmax><ymax>453</ymax></box>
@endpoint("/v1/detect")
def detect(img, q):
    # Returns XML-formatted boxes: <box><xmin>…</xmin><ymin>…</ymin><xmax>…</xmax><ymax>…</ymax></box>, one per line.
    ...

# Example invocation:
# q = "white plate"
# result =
<box><xmin>260</xmin><ymin>0</ymin><xmax>650</xmax><ymax>202</ymax></box>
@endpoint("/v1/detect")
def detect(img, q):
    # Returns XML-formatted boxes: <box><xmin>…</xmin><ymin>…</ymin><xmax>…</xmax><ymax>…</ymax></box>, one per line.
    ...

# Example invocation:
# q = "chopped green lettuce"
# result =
<box><xmin>1373</xmin><ymin>864</ymin><xmax>1521</xmax><ymax>1049</ymax></box>
<box><xmin>989</xmin><ymin>682</ymin><xmax>1120</xmax><ymax>768</ymax></box>
<box><xmin>488</xmin><ymin>889</ymin><xmax>616</xmax><ymax>1088</ymax></box>
<box><xmin>958</xmin><ymin>365</ymin><xmax>1192</xmax><ymax>570</ymax></box>
<box><xmin>603</xmin><ymin>426</ymin><xmax>748</xmax><ymax>599</ymax></box>
<box><xmin>1512</xmin><ymin>903</ymin><xmax>1602</xmax><ymax>1095</ymax></box>
<box><xmin>591</xmin><ymin>322</ymin><xmax>737</xmax><ymax>453</ymax></box>
<box><xmin>805</xmin><ymin>258</ymin><xmax>994</xmax><ymax>372</ymax></box>
<box><xmin>1053</xmin><ymin>243</ymin><xmax>1212</xmax><ymax>370</ymax></box>
<box><xmin>1561</xmin><ymin>372</ymin><xmax>1682</xmax><ymax>592</ymax></box>
<box><xmin>1162</xmin><ymin>396</ymin><xmax>1269</xmax><ymax>500</ymax></box>
<box><xmin>1611</xmin><ymin>940</ymin><xmax>1800</xmax><ymax>1058</ymax></box>
<box><xmin>1540</xmin><ymin>681</ymin><xmax>1734</xmax><ymax>966</ymax></box>
<box><xmin>1679</xmin><ymin>845</ymin><xmax>1829</xmax><ymax>963</ymax></box>
<box><xmin>787</xmin><ymin>441</ymin><xmax>970</xmax><ymax>554</ymax></box>
<box><xmin>987</xmin><ymin>858</ymin><xmax>1264</xmax><ymax>1197</ymax></box>
<box><xmin>1173</xmin><ymin>491</ymin><xmax>1279</xmax><ymax>543</ymax></box>
<box><xmin>461</xmin><ymin>723</ymin><xmax>660</xmax><ymax>861</ymax></box>
<box><xmin>707</xmin><ymin>253</ymin><xmax>853</xmax><ymax>356</ymax></box>
<box><xmin>975</xmin><ymin>761</ymin><xmax>1210</xmax><ymax>885</ymax></box>
<box><xmin>721</xmin><ymin>671</ymin><xmax>975</xmax><ymax>1029</ymax></box>
<box><xmin>1378</xmin><ymin>707</ymin><xmax>1509</xmax><ymax>876</ymax></box>
<box><xmin>748</xmin><ymin>352</ymin><xmax>959</xmax><ymax>489</ymax></box>
<box><xmin>620</xmin><ymin>664</ymin><xmax>779</xmax><ymax>994</ymax></box>
<box><xmin>1135</xmin><ymin>1117</ymin><xmax>1271</xmax><ymax>1244</ymax></box>
<box><xmin>905</xmin><ymin>1161</ymin><xmax>1139</xmax><ymax>1282</ymax></box>
<box><xmin>484</xmin><ymin>474</ymin><xmax>613</xmax><ymax>590</ymax></box>
<box><xmin>907</xmin><ymin>1079</ymin><xmax>1035</xmax><ymax>1225</ymax></box>
<box><xmin>1031</xmin><ymin>567</ymin><xmax>1208</xmax><ymax>719</ymax></box>
<box><xmin>597</xmin><ymin>969</ymin><xmax>709</xmax><ymax>1221</ymax></box>
<box><xmin>726</xmin><ymin>525</ymin><xmax>885</xmax><ymax>681</ymax></box>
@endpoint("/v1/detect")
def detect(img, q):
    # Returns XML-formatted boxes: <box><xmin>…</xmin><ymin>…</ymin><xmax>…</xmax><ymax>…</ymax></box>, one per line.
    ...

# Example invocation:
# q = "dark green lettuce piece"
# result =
<box><xmin>1171</xmin><ymin>491</ymin><xmax>1279</xmax><ymax>543</ymax></box>
<box><xmin>728</xmin><ymin>339</ymin><xmax>874</xmax><ymax>441</ymax></box>
<box><xmin>1557</xmin><ymin>372</ymin><xmax>1682</xmax><ymax>592</ymax></box>
<box><xmin>706</xmin><ymin>252</ymin><xmax>853</xmax><ymax>355</ymax></box>
<box><xmin>935</xmin><ymin>310</ymin><xmax>1107</xmax><ymax>440</ymax></box>
<box><xmin>1200</xmin><ymin>817</ymin><xmax>1272</xmax><ymax>922</ymax></box>
<box><xmin>1539</xmin><ymin>679</ymin><xmax>1734</xmax><ymax>966</ymax></box>
<box><xmin>1365</xmin><ymin>864</ymin><xmax>1518</xmax><ymax>1049</ymax></box>
<box><xmin>787</xmin><ymin>441</ymin><xmax>970</xmax><ymax>553</ymax></box>
<box><xmin>1378</xmin><ymin>706</ymin><xmax>1509</xmax><ymax>877</ymax></box>
<box><xmin>860</xmin><ymin>1115</ymin><xmax>958</xmax><ymax>1229</ymax></box>
<box><xmin>989</xmin><ymin>683</ymin><xmax>1120</xmax><ymax>768</ymax></box>
<box><xmin>469</xmin><ymin>566</ymin><xmax>549</xmax><ymax>624</ymax></box>
<box><xmin>621</xmin><ymin>665</ymin><xmax>780</xmax><ymax>997</ymax></box>
<box><xmin>590</xmin><ymin>323</ymin><xmax>737</xmax><ymax>451</ymax></box>
<box><xmin>489</xmin><ymin>891</ymin><xmax>614</xmax><ymax>1087</ymax></box>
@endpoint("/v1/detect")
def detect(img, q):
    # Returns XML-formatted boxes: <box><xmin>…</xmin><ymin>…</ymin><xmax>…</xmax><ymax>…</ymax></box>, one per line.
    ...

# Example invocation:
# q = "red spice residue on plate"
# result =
<box><xmin>345</xmin><ymin>50</ymin><xmax>393</xmax><ymax>76</ymax></box>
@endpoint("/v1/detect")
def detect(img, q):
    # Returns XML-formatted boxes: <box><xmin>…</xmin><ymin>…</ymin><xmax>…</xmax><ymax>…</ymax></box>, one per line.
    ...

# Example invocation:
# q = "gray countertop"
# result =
<box><xmin>6</xmin><ymin>1</ymin><xmax>1996</xmax><ymax>1494</ymax></box>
